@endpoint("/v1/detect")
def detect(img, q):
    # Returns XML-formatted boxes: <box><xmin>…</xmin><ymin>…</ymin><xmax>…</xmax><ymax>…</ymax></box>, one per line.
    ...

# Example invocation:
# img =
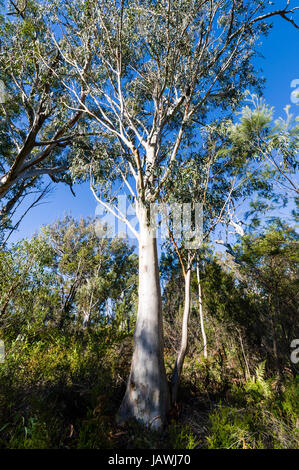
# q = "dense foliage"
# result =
<box><xmin>0</xmin><ymin>218</ymin><xmax>297</xmax><ymax>449</ymax></box>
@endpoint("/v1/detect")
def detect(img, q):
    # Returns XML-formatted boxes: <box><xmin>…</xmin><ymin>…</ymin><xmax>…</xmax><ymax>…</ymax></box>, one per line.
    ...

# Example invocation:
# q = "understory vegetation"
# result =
<box><xmin>0</xmin><ymin>217</ymin><xmax>297</xmax><ymax>449</ymax></box>
<box><xmin>0</xmin><ymin>0</ymin><xmax>298</xmax><ymax>450</ymax></box>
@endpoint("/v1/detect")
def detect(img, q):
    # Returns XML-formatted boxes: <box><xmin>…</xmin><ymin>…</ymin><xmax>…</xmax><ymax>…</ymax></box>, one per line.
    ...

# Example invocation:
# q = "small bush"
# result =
<box><xmin>167</xmin><ymin>422</ymin><xmax>199</xmax><ymax>449</ymax></box>
<box><xmin>206</xmin><ymin>366</ymin><xmax>298</xmax><ymax>449</ymax></box>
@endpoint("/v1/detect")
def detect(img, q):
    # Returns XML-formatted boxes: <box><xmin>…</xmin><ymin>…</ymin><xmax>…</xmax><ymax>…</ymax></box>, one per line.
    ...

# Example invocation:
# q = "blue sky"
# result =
<box><xmin>7</xmin><ymin>6</ymin><xmax>299</xmax><ymax>244</ymax></box>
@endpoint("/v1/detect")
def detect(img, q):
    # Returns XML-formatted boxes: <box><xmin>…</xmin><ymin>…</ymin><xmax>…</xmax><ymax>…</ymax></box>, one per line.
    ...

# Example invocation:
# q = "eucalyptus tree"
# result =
<box><xmin>164</xmin><ymin>236</ymin><xmax>195</xmax><ymax>404</ymax></box>
<box><xmin>234</xmin><ymin>224</ymin><xmax>299</xmax><ymax>373</ymax></box>
<box><xmin>50</xmin><ymin>0</ymin><xmax>298</xmax><ymax>427</ymax></box>
<box><xmin>0</xmin><ymin>216</ymin><xmax>138</xmax><ymax>333</ymax></box>
<box><xmin>158</xmin><ymin>104</ymin><xmax>288</xmax><ymax>402</ymax></box>
<box><xmin>173</xmin><ymin>95</ymin><xmax>299</xmax><ymax>388</ymax></box>
<box><xmin>35</xmin><ymin>216</ymin><xmax>138</xmax><ymax>330</ymax></box>
<box><xmin>0</xmin><ymin>0</ymin><xmax>92</xmax><ymax>233</ymax></box>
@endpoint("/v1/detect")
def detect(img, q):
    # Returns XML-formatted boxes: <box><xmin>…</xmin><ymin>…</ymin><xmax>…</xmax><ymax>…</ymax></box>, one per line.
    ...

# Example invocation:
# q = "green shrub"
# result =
<box><xmin>206</xmin><ymin>367</ymin><xmax>298</xmax><ymax>449</ymax></box>
<box><xmin>168</xmin><ymin>422</ymin><xmax>199</xmax><ymax>449</ymax></box>
<box><xmin>0</xmin><ymin>325</ymin><xmax>130</xmax><ymax>449</ymax></box>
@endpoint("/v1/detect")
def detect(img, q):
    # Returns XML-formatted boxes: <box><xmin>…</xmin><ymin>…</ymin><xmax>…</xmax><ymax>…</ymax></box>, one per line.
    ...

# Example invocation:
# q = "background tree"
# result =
<box><xmin>0</xmin><ymin>216</ymin><xmax>138</xmax><ymax>335</ymax></box>
<box><xmin>227</xmin><ymin>93</ymin><xmax>298</xmax><ymax>196</ymax></box>
<box><xmin>234</xmin><ymin>224</ymin><xmax>299</xmax><ymax>374</ymax></box>
<box><xmin>0</xmin><ymin>0</ymin><xmax>93</xmax><ymax>237</ymax></box>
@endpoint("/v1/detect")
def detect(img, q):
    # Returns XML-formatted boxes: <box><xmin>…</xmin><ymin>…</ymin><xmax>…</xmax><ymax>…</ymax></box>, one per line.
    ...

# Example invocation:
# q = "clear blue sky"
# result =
<box><xmin>8</xmin><ymin>5</ymin><xmax>299</xmax><ymax>244</ymax></box>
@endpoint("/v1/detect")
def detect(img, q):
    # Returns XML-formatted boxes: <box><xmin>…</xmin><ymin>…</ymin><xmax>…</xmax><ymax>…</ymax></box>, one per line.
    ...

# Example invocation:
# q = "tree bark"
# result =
<box><xmin>196</xmin><ymin>264</ymin><xmax>207</xmax><ymax>358</ymax></box>
<box><xmin>118</xmin><ymin>203</ymin><xmax>170</xmax><ymax>429</ymax></box>
<box><xmin>170</xmin><ymin>266</ymin><xmax>191</xmax><ymax>405</ymax></box>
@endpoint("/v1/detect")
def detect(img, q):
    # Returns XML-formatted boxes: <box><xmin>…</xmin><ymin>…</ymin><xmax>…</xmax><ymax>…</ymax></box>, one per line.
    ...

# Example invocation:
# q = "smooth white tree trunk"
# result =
<box><xmin>196</xmin><ymin>264</ymin><xmax>207</xmax><ymax>358</ymax></box>
<box><xmin>170</xmin><ymin>267</ymin><xmax>191</xmax><ymax>404</ymax></box>
<box><xmin>118</xmin><ymin>204</ymin><xmax>170</xmax><ymax>429</ymax></box>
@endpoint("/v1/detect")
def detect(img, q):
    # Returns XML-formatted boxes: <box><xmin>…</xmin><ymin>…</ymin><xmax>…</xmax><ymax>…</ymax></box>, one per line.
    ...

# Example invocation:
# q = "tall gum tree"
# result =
<box><xmin>50</xmin><ymin>0</ymin><xmax>299</xmax><ymax>428</ymax></box>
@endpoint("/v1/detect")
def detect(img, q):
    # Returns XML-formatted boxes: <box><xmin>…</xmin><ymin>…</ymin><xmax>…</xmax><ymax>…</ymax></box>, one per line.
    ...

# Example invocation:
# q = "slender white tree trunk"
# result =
<box><xmin>171</xmin><ymin>266</ymin><xmax>191</xmax><ymax>404</ymax></box>
<box><xmin>118</xmin><ymin>203</ymin><xmax>170</xmax><ymax>429</ymax></box>
<box><xmin>196</xmin><ymin>263</ymin><xmax>207</xmax><ymax>358</ymax></box>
